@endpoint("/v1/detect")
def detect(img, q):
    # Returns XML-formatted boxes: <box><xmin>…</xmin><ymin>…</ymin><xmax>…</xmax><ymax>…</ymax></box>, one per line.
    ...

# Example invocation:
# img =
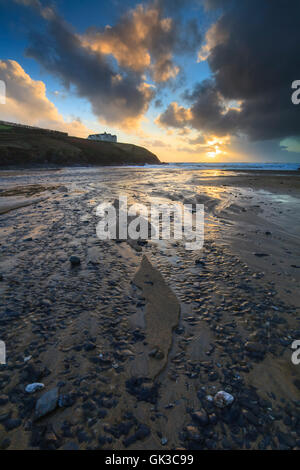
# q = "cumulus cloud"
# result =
<box><xmin>0</xmin><ymin>59</ymin><xmax>90</xmax><ymax>137</ymax></box>
<box><xmin>156</xmin><ymin>80</ymin><xmax>240</xmax><ymax>136</ymax></box>
<box><xmin>82</xmin><ymin>2</ymin><xmax>202</xmax><ymax>84</ymax></box>
<box><xmin>159</xmin><ymin>0</ymin><xmax>300</xmax><ymax>144</ymax></box>
<box><xmin>156</xmin><ymin>101</ymin><xmax>192</xmax><ymax>128</ymax></box>
<box><xmin>14</xmin><ymin>0</ymin><xmax>201</xmax><ymax>129</ymax></box>
<box><xmin>15</xmin><ymin>1</ymin><xmax>154</xmax><ymax>129</ymax></box>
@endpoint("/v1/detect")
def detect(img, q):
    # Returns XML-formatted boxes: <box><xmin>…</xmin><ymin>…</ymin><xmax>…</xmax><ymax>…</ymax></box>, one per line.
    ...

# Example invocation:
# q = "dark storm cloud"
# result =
<box><xmin>15</xmin><ymin>0</ymin><xmax>203</xmax><ymax>126</ymax></box>
<box><xmin>11</xmin><ymin>3</ymin><xmax>150</xmax><ymax>128</ymax></box>
<box><xmin>184</xmin><ymin>79</ymin><xmax>239</xmax><ymax>135</ymax></box>
<box><xmin>21</xmin><ymin>2</ymin><xmax>154</xmax><ymax>127</ymax></box>
<box><xmin>159</xmin><ymin>0</ymin><xmax>300</xmax><ymax>142</ymax></box>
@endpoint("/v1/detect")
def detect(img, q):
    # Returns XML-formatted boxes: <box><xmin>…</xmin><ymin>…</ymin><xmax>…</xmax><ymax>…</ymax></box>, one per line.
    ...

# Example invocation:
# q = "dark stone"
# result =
<box><xmin>245</xmin><ymin>341</ymin><xmax>266</xmax><ymax>354</ymax></box>
<box><xmin>253</xmin><ymin>253</ymin><xmax>269</xmax><ymax>257</ymax></box>
<box><xmin>126</xmin><ymin>377</ymin><xmax>159</xmax><ymax>404</ymax></box>
<box><xmin>98</xmin><ymin>409</ymin><xmax>107</xmax><ymax>419</ymax></box>
<box><xmin>123</xmin><ymin>424</ymin><xmax>150</xmax><ymax>448</ymax></box>
<box><xmin>185</xmin><ymin>425</ymin><xmax>202</xmax><ymax>442</ymax></box>
<box><xmin>60</xmin><ymin>441</ymin><xmax>79</xmax><ymax>450</ymax></box>
<box><xmin>0</xmin><ymin>438</ymin><xmax>10</xmax><ymax>449</ymax></box>
<box><xmin>191</xmin><ymin>409</ymin><xmax>209</xmax><ymax>426</ymax></box>
<box><xmin>277</xmin><ymin>432</ymin><xmax>296</xmax><ymax>448</ymax></box>
<box><xmin>106</xmin><ymin>420</ymin><xmax>135</xmax><ymax>439</ymax></box>
<box><xmin>35</xmin><ymin>387</ymin><xmax>59</xmax><ymax>420</ymax></box>
<box><xmin>84</xmin><ymin>342</ymin><xmax>96</xmax><ymax>352</ymax></box>
<box><xmin>293</xmin><ymin>379</ymin><xmax>300</xmax><ymax>390</ymax></box>
<box><xmin>70</xmin><ymin>256</ymin><xmax>81</xmax><ymax>266</ymax></box>
<box><xmin>209</xmin><ymin>413</ymin><xmax>218</xmax><ymax>425</ymax></box>
<box><xmin>4</xmin><ymin>418</ymin><xmax>21</xmax><ymax>431</ymax></box>
<box><xmin>77</xmin><ymin>430</ymin><xmax>91</xmax><ymax>443</ymax></box>
<box><xmin>58</xmin><ymin>393</ymin><xmax>75</xmax><ymax>408</ymax></box>
<box><xmin>0</xmin><ymin>396</ymin><xmax>9</xmax><ymax>406</ymax></box>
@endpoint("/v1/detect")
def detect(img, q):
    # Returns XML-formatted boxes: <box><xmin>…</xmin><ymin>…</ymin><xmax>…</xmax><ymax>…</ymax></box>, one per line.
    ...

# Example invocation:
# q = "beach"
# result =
<box><xmin>0</xmin><ymin>165</ymin><xmax>299</xmax><ymax>450</ymax></box>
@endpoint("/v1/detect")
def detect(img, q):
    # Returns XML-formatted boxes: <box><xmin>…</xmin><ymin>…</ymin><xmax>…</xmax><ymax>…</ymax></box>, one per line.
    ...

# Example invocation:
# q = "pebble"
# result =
<box><xmin>253</xmin><ymin>252</ymin><xmax>269</xmax><ymax>257</ymax></box>
<box><xmin>35</xmin><ymin>387</ymin><xmax>59</xmax><ymax>420</ymax></box>
<box><xmin>69</xmin><ymin>256</ymin><xmax>81</xmax><ymax>266</ymax></box>
<box><xmin>25</xmin><ymin>383</ymin><xmax>45</xmax><ymax>394</ymax></box>
<box><xmin>191</xmin><ymin>409</ymin><xmax>209</xmax><ymax>426</ymax></box>
<box><xmin>213</xmin><ymin>391</ymin><xmax>234</xmax><ymax>408</ymax></box>
<box><xmin>4</xmin><ymin>418</ymin><xmax>21</xmax><ymax>431</ymax></box>
<box><xmin>245</xmin><ymin>341</ymin><xmax>266</xmax><ymax>354</ymax></box>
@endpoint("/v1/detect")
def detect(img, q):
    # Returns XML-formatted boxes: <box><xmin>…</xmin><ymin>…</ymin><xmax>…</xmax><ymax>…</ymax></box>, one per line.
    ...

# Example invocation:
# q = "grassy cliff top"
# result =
<box><xmin>0</xmin><ymin>126</ymin><xmax>160</xmax><ymax>167</ymax></box>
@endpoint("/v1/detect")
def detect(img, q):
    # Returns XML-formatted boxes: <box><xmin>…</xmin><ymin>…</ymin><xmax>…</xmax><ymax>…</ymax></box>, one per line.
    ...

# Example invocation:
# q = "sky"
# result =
<box><xmin>0</xmin><ymin>0</ymin><xmax>300</xmax><ymax>162</ymax></box>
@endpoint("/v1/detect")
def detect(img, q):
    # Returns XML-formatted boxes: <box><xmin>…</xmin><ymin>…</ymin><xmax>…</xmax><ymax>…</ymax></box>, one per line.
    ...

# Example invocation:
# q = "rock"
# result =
<box><xmin>213</xmin><ymin>391</ymin><xmax>234</xmax><ymax>408</ymax></box>
<box><xmin>25</xmin><ymin>383</ymin><xmax>45</xmax><ymax>394</ymax></box>
<box><xmin>69</xmin><ymin>256</ymin><xmax>80</xmax><ymax>266</ymax></box>
<box><xmin>4</xmin><ymin>418</ymin><xmax>21</xmax><ymax>431</ymax></box>
<box><xmin>185</xmin><ymin>425</ymin><xmax>202</xmax><ymax>442</ymax></box>
<box><xmin>126</xmin><ymin>377</ymin><xmax>159</xmax><ymax>404</ymax></box>
<box><xmin>35</xmin><ymin>387</ymin><xmax>59</xmax><ymax>420</ymax></box>
<box><xmin>58</xmin><ymin>394</ymin><xmax>75</xmax><ymax>408</ymax></box>
<box><xmin>149</xmin><ymin>348</ymin><xmax>164</xmax><ymax>360</ymax></box>
<box><xmin>277</xmin><ymin>431</ymin><xmax>296</xmax><ymax>448</ymax></box>
<box><xmin>83</xmin><ymin>342</ymin><xmax>96</xmax><ymax>352</ymax></box>
<box><xmin>133</xmin><ymin>255</ymin><xmax>180</xmax><ymax>379</ymax></box>
<box><xmin>60</xmin><ymin>441</ymin><xmax>79</xmax><ymax>450</ymax></box>
<box><xmin>245</xmin><ymin>341</ymin><xmax>266</xmax><ymax>354</ymax></box>
<box><xmin>209</xmin><ymin>413</ymin><xmax>218</xmax><ymax>425</ymax></box>
<box><xmin>0</xmin><ymin>395</ymin><xmax>9</xmax><ymax>406</ymax></box>
<box><xmin>0</xmin><ymin>438</ymin><xmax>10</xmax><ymax>449</ymax></box>
<box><xmin>44</xmin><ymin>425</ymin><xmax>60</xmax><ymax>447</ymax></box>
<box><xmin>293</xmin><ymin>379</ymin><xmax>300</xmax><ymax>390</ymax></box>
<box><xmin>123</xmin><ymin>424</ymin><xmax>151</xmax><ymax>448</ymax></box>
<box><xmin>253</xmin><ymin>253</ymin><xmax>269</xmax><ymax>257</ymax></box>
<box><xmin>191</xmin><ymin>409</ymin><xmax>209</xmax><ymax>426</ymax></box>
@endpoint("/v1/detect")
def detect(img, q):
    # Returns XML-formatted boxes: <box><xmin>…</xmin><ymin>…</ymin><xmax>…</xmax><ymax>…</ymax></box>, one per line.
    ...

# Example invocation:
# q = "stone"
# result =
<box><xmin>69</xmin><ymin>256</ymin><xmax>80</xmax><ymax>266</ymax></box>
<box><xmin>4</xmin><ymin>418</ymin><xmax>21</xmax><ymax>431</ymax></box>
<box><xmin>58</xmin><ymin>394</ymin><xmax>75</xmax><ymax>408</ymax></box>
<box><xmin>35</xmin><ymin>387</ymin><xmax>59</xmax><ymax>420</ymax></box>
<box><xmin>253</xmin><ymin>253</ymin><xmax>269</xmax><ymax>257</ymax></box>
<box><xmin>25</xmin><ymin>383</ymin><xmax>45</xmax><ymax>394</ymax></box>
<box><xmin>60</xmin><ymin>441</ymin><xmax>79</xmax><ymax>450</ymax></box>
<box><xmin>214</xmin><ymin>391</ymin><xmax>234</xmax><ymax>408</ymax></box>
<box><xmin>0</xmin><ymin>438</ymin><xmax>10</xmax><ymax>450</ymax></box>
<box><xmin>123</xmin><ymin>424</ymin><xmax>150</xmax><ymax>448</ymax></box>
<box><xmin>191</xmin><ymin>409</ymin><xmax>209</xmax><ymax>426</ymax></box>
<box><xmin>185</xmin><ymin>425</ymin><xmax>202</xmax><ymax>442</ymax></box>
<box><xmin>245</xmin><ymin>342</ymin><xmax>266</xmax><ymax>353</ymax></box>
<box><xmin>0</xmin><ymin>395</ymin><xmax>9</xmax><ymax>406</ymax></box>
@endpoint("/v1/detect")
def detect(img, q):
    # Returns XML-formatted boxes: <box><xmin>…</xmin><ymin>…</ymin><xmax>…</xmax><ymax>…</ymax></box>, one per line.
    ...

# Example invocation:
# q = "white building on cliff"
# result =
<box><xmin>87</xmin><ymin>132</ymin><xmax>117</xmax><ymax>143</ymax></box>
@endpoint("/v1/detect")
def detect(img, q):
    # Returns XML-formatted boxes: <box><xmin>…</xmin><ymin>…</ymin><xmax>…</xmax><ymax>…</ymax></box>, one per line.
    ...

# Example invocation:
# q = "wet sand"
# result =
<box><xmin>0</xmin><ymin>167</ymin><xmax>299</xmax><ymax>450</ymax></box>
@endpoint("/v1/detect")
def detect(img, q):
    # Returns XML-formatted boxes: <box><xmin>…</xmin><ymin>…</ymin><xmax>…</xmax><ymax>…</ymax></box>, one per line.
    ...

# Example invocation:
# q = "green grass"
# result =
<box><xmin>0</xmin><ymin>124</ymin><xmax>12</xmax><ymax>130</ymax></box>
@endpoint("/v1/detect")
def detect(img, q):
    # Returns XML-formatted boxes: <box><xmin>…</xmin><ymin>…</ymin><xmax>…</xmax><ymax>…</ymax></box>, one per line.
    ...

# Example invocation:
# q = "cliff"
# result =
<box><xmin>0</xmin><ymin>125</ymin><xmax>160</xmax><ymax>167</ymax></box>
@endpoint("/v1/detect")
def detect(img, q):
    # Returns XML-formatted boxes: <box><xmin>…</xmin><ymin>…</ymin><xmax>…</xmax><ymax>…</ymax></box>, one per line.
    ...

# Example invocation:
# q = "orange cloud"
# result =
<box><xmin>155</xmin><ymin>102</ymin><xmax>192</xmax><ymax>128</ymax></box>
<box><xmin>0</xmin><ymin>60</ymin><xmax>90</xmax><ymax>137</ymax></box>
<box><xmin>81</xmin><ymin>4</ymin><xmax>180</xmax><ymax>83</ymax></box>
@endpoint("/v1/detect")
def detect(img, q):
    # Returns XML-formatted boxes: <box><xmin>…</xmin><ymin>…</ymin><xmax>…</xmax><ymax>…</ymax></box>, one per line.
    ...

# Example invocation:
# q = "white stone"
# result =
<box><xmin>213</xmin><ymin>391</ymin><xmax>234</xmax><ymax>408</ymax></box>
<box><xmin>25</xmin><ymin>383</ymin><xmax>45</xmax><ymax>394</ymax></box>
